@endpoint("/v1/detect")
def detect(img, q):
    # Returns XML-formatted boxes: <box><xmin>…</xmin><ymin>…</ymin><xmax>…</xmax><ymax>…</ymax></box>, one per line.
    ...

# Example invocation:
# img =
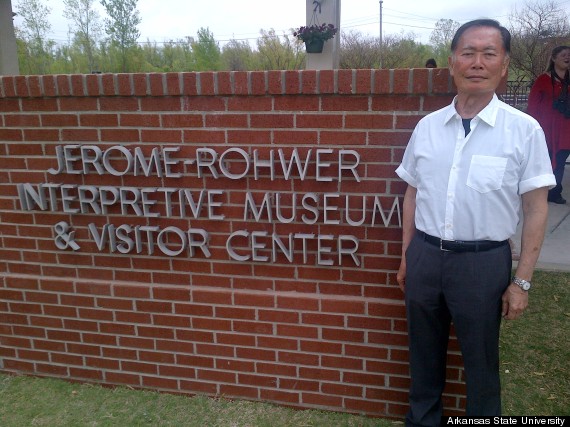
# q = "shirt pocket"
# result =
<box><xmin>466</xmin><ymin>155</ymin><xmax>508</xmax><ymax>193</ymax></box>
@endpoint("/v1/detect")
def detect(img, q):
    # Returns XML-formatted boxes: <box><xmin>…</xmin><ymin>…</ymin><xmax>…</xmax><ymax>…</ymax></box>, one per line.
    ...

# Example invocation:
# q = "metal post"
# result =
<box><xmin>379</xmin><ymin>0</ymin><xmax>383</xmax><ymax>68</ymax></box>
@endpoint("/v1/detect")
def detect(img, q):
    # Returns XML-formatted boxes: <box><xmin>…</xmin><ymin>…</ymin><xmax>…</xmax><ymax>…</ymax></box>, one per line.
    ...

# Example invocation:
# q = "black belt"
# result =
<box><xmin>417</xmin><ymin>230</ymin><xmax>508</xmax><ymax>253</ymax></box>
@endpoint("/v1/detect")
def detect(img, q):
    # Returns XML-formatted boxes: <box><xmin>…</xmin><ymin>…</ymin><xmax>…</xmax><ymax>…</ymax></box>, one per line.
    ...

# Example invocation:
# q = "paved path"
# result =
<box><xmin>512</xmin><ymin>165</ymin><xmax>570</xmax><ymax>272</ymax></box>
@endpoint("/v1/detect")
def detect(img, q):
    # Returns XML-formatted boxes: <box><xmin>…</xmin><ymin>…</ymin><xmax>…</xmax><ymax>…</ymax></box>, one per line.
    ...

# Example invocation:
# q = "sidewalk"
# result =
<box><xmin>512</xmin><ymin>165</ymin><xmax>570</xmax><ymax>272</ymax></box>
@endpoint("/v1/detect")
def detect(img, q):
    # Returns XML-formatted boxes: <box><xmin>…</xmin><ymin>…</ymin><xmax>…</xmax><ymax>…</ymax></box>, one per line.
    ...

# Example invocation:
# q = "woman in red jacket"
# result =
<box><xmin>527</xmin><ymin>45</ymin><xmax>570</xmax><ymax>204</ymax></box>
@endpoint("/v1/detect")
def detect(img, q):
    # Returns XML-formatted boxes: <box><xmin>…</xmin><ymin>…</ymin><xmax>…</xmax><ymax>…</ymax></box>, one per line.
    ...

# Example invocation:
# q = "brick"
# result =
<box><xmin>22</xmin><ymin>98</ymin><xmax>58</xmax><ymax>112</ymax></box>
<box><xmin>321</xmin><ymin>299</ymin><xmax>365</xmax><ymax>314</ymax></box>
<box><xmin>277</xmin><ymin>351</ymin><xmax>318</xmax><ymax>366</ymax></box>
<box><xmin>276</xmin><ymin>295</ymin><xmax>319</xmax><ymax>311</ymax></box>
<box><xmin>302</xmin><ymin>392</ymin><xmax>342</xmax><ymax>407</ymax></box>
<box><xmin>70</xmin><ymin>368</ymin><xmax>103</xmax><ymax>381</ymax></box>
<box><xmin>85</xmin><ymin>73</ymin><xmax>101</xmax><ymax>96</ymax></box>
<box><xmin>14</xmin><ymin>76</ymin><xmax>29</xmax><ymax>97</ymax></box>
<box><xmin>250</xmin><ymin>71</ymin><xmax>266</xmax><ymax>95</ymax></box>
<box><xmin>276</xmin><ymin>324</ymin><xmax>318</xmax><ymax>339</ymax></box>
<box><xmin>197</xmin><ymin>368</ymin><xmax>236</xmax><ymax>383</ymax></box>
<box><xmin>61</xmin><ymin>128</ymin><xmax>98</xmax><ymax>142</ymax></box>
<box><xmin>99</xmin><ymin>97</ymin><xmax>139</xmax><ymax>112</ymax></box>
<box><xmin>127</xmin><ymin>74</ymin><xmax>145</xmax><ymax>97</ymax></box>
<box><xmin>284</xmin><ymin>70</ymin><xmax>300</xmax><ymax>94</ymax></box>
<box><xmin>433</xmin><ymin>68</ymin><xmax>452</xmax><ymax>94</ymax></box>
<box><xmin>355</xmin><ymin>69</ymin><xmax>372</xmax><ymax>94</ymax></box>
<box><xmin>216</xmin><ymin>72</ymin><xmax>232</xmax><ymax>95</ymax></box>
<box><xmin>141</xmin><ymin>97</ymin><xmax>181</xmax><ymax>111</ymax></box>
<box><xmin>199</xmin><ymin>72</ymin><xmax>216</xmax><ymax>96</ymax></box>
<box><xmin>0</xmin><ymin>129</ymin><xmax>22</xmax><ymax>141</ymax></box>
<box><xmin>162</xmin><ymin>113</ymin><xmax>203</xmax><ymax>128</ymax></box>
<box><xmin>41</xmin><ymin>113</ymin><xmax>78</xmax><ymax>127</ymax></box>
<box><xmin>159</xmin><ymin>365</ymin><xmax>195</xmax><ymax>379</ymax></box>
<box><xmin>27</xmin><ymin>75</ymin><xmax>42</xmax><ymax>97</ymax></box>
<box><xmin>250</xmin><ymin>113</ymin><xmax>293</xmax><ymax>128</ymax></box>
<box><xmin>56</xmin><ymin>75</ymin><xmax>72</xmax><ymax>96</ymax></box>
<box><xmin>59</xmin><ymin>97</ymin><xmax>98</xmax><ymax>111</ymax></box>
<box><xmin>149</xmin><ymin>73</ymin><xmax>164</xmax><ymax>96</ymax></box>
<box><xmin>42</xmin><ymin>75</ymin><xmax>57</xmax><ymax>97</ymax></box>
<box><xmin>227</xmin><ymin>97</ymin><xmax>271</xmax><ymax>112</ymax></box>
<box><xmin>321</xmin><ymin>382</ymin><xmax>362</xmax><ymax>397</ymax></box>
<box><xmin>0</xmin><ymin>99</ymin><xmax>21</xmax><ymax>112</ymax></box>
<box><xmin>301</xmin><ymin>70</ymin><xmax>317</xmax><ymax>94</ymax></box>
<box><xmin>233</xmin><ymin>71</ymin><xmax>248</xmax><ymax>95</ymax></box>
<box><xmin>412</xmin><ymin>68</ymin><xmax>429</xmax><ymax>94</ymax></box>
<box><xmin>101</xmin><ymin>74</ymin><xmax>116</xmax><ymax>95</ymax></box>
<box><xmin>238</xmin><ymin>373</ymin><xmax>277</xmax><ymax>388</ymax></box>
<box><xmin>105</xmin><ymin>372</ymin><xmax>140</xmax><ymax>386</ymax></box>
<box><xmin>37</xmin><ymin>363</ymin><xmax>68</xmax><ymax>376</ymax></box>
<box><xmin>267</xmin><ymin>70</ymin><xmax>283</xmax><ymax>94</ymax></box>
<box><xmin>338</xmin><ymin>69</ymin><xmax>354</xmax><ymax>94</ymax></box>
<box><xmin>71</xmin><ymin>74</ymin><xmax>85</xmax><ymax>96</ymax></box>
<box><xmin>79</xmin><ymin>113</ymin><xmax>118</xmax><ymax>127</ymax></box>
<box><xmin>114</xmin><ymin>284</ymin><xmax>150</xmax><ymax>298</ymax></box>
<box><xmin>205</xmin><ymin>113</ymin><xmax>247</xmax><ymax>128</ymax></box>
<box><xmin>319</xmin><ymin>69</ymin><xmax>335</xmax><ymax>93</ymax></box>
<box><xmin>182</xmin><ymin>73</ymin><xmax>198</xmax><ymax>95</ymax></box>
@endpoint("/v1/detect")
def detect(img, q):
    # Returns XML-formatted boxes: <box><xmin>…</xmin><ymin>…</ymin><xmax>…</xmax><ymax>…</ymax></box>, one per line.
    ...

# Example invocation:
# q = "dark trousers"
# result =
<box><xmin>549</xmin><ymin>149</ymin><xmax>570</xmax><ymax>198</ymax></box>
<box><xmin>404</xmin><ymin>234</ymin><xmax>512</xmax><ymax>426</ymax></box>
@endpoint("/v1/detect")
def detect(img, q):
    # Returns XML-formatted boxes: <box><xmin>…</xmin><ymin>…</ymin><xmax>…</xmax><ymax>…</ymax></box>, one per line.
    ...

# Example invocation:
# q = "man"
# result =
<box><xmin>395</xmin><ymin>19</ymin><xmax>555</xmax><ymax>425</ymax></box>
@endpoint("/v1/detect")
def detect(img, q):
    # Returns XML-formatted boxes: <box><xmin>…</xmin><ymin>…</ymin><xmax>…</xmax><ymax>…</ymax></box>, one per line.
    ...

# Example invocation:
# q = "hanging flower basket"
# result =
<box><xmin>293</xmin><ymin>23</ymin><xmax>338</xmax><ymax>54</ymax></box>
<box><xmin>305</xmin><ymin>39</ymin><xmax>325</xmax><ymax>53</ymax></box>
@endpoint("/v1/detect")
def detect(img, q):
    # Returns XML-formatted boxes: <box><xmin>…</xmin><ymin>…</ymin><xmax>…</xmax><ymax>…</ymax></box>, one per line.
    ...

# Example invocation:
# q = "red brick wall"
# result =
<box><xmin>0</xmin><ymin>69</ymin><xmax>465</xmax><ymax>418</ymax></box>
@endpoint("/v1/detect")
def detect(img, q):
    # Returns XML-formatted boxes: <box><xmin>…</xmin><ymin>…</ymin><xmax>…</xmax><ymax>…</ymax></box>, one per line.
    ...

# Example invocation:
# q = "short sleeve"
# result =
<box><xmin>395</xmin><ymin>128</ymin><xmax>419</xmax><ymax>188</ymax></box>
<box><xmin>519</xmin><ymin>125</ymin><xmax>556</xmax><ymax>194</ymax></box>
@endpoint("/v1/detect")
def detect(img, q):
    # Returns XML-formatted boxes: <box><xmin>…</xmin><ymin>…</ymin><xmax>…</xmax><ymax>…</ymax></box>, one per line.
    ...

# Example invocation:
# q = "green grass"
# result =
<box><xmin>0</xmin><ymin>270</ymin><xmax>568</xmax><ymax>425</ymax></box>
<box><xmin>0</xmin><ymin>374</ymin><xmax>394</xmax><ymax>427</ymax></box>
<box><xmin>499</xmin><ymin>270</ymin><xmax>570</xmax><ymax>415</ymax></box>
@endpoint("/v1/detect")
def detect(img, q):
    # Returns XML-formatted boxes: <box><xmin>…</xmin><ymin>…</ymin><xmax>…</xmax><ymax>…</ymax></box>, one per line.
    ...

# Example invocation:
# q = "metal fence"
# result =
<box><xmin>499</xmin><ymin>80</ymin><xmax>532</xmax><ymax>109</ymax></box>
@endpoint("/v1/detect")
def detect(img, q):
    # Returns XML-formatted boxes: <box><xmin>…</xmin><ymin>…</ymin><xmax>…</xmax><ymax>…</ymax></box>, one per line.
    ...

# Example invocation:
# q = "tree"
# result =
<box><xmin>191</xmin><ymin>28</ymin><xmax>221</xmax><ymax>71</ymax></box>
<box><xmin>508</xmin><ymin>0</ymin><xmax>570</xmax><ymax>82</ymax></box>
<box><xmin>15</xmin><ymin>0</ymin><xmax>55</xmax><ymax>74</ymax></box>
<box><xmin>430</xmin><ymin>19</ymin><xmax>460</xmax><ymax>48</ymax></box>
<box><xmin>64</xmin><ymin>0</ymin><xmax>103</xmax><ymax>73</ymax></box>
<box><xmin>222</xmin><ymin>39</ymin><xmax>255</xmax><ymax>71</ymax></box>
<box><xmin>256</xmin><ymin>29</ymin><xmax>304</xmax><ymax>70</ymax></box>
<box><xmin>381</xmin><ymin>32</ymin><xmax>429</xmax><ymax>69</ymax></box>
<box><xmin>340</xmin><ymin>30</ymin><xmax>381</xmax><ymax>69</ymax></box>
<box><xmin>100</xmin><ymin>0</ymin><xmax>141</xmax><ymax>72</ymax></box>
<box><xmin>429</xmin><ymin>19</ymin><xmax>460</xmax><ymax>67</ymax></box>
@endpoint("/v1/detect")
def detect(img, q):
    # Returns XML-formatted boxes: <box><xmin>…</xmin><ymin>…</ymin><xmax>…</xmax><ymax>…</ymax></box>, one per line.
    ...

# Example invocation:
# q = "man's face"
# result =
<box><xmin>448</xmin><ymin>26</ymin><xmax>509</xmax><ymax>97</ymax></box>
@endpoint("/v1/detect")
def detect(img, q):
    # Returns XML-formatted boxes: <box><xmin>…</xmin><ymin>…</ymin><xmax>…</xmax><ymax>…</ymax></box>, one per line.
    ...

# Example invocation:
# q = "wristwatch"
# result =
<box><xmin>512</xmin><ymin>276</ymin><xmax>531</xmax><ymax>291</ymax></box>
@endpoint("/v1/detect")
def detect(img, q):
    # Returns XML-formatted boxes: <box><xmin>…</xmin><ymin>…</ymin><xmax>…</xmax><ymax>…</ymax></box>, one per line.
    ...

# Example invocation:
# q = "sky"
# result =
<box><xmin>11</xmin><ymin>0</ymin><xmax>570</xmax><ymax>47</ymax></box>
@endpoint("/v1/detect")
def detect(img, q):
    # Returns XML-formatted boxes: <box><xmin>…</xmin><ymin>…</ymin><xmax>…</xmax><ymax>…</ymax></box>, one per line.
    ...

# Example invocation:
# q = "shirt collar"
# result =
<box><xmin>444</xmin><ymin>93</ymin><xmax>500</xmax><ymax>127</ymax></box>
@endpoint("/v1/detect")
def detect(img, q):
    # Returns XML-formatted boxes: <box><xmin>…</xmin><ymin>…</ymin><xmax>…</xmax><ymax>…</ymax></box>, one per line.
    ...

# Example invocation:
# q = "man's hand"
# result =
<box><xmin>396</xmin><ymin>258</ymin><xmax>406</xmax><ymax>293</ymax></box>
<box><xmin>397</xmin><ymin>185</ymin><xmax>417</xmax><ymax>294</ymax></box>
<box><xmin>501</xmin><ymin>283</ymin><xmax>528</xmax><ymax>320</ymax></box>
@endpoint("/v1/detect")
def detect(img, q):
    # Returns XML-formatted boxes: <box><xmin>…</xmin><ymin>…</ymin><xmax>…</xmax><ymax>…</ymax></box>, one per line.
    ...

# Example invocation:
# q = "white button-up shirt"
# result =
<box><xmin>396</xmin><ymin>94</ymin><xmax>555</xmax><ymax>241</ymax></box>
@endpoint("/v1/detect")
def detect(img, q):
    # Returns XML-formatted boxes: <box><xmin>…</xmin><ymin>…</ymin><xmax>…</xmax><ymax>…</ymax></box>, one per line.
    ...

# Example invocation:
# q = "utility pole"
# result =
<box><xmin>379</xmin><ymin>0</ymin><xmax>383</xmax><ymax>68</ymax></box>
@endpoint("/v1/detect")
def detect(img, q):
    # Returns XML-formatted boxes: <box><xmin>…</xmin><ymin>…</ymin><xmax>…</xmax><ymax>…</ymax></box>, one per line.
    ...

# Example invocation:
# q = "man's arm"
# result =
<box><xmin>501</xmin><ymin>187</ymin><xmax>549</xmax><ymax>320</ymax></box>
<box><xmin>396</xmin><ymin>185</ymin><xmax>417</xmax><ymax>292</ymax></box>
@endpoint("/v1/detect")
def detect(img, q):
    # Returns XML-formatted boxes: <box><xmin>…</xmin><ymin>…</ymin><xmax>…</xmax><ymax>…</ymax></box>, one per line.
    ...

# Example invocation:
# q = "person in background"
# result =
<box><xmin>527</xmin><ymin>45</ymin><xmax>570</xmax><ymax>204</ymax></box>
<box><xmin>425</xmin><ymin>58</ymin><xmax>437</xmax><ymax>68</ymax></box>
<box><xmin>396</xmin><ymin>19</ymin><xmax>555</xmax><ymax>425</ymax></box>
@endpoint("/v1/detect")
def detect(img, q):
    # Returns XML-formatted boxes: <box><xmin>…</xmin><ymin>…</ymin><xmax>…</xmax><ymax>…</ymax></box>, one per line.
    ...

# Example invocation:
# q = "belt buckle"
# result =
<box><xmin>440</xmin><ymin>239</ymin><xmax>452</xmax><ymax>252</ymax></box>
